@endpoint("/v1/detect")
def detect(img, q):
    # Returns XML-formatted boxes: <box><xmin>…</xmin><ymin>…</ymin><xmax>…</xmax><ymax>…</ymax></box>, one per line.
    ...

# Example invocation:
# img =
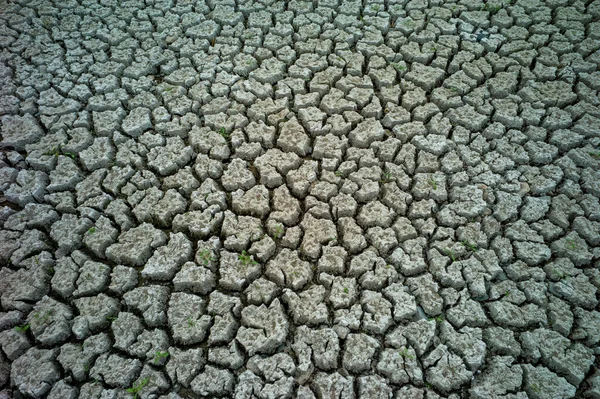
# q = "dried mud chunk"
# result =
<box><xmin>191</xmin><ymin>365</ymin><xmax>235</xmax><ymax>397</ymax></box>
<box><xmin>11</xmin><ymin>348</ymin><xmax>61</xmax><ymax>398</ymax></box>
<box><xmin>342</xmin><ymin>333</ymin><xmax>379</xmax><ymax>374</ymax></box>
<box><xmin>423</xmin><ymin>344</ymin><xmax>472</xmax><ymax>393</ymax></box>
<box><xmin>123</xmin><ymin>285</ymin><xmax>170</xmax><ymax>327</ymax></box>
<box><xmin>282</xmin><ymin>286</ymin><xmax>329</xmax><ymax>325</ymax></box>
<box><xmin>231</xmin><ymin>185</ymin><xmax>270</xmax><ymax>218</ymax></box>
<box><xmin>236</xmin><ymin>299</ymin><xmax>289</xmax><ymax>356</ymax></box>
<box><xmin>348</xmin><ymin>118</ymin><xmax>385</xmax><ymax>148</ymax></box>
<box><xmin>168</xmin><ymin>292</ymin><xmax>211</xmax><ymax>345</ymax></box>
<box><xmin>26</xmin><ymin>296</ymin><xmax>73</xmax><ymax>346</ymax></box>
<box><xmin>90</xmin><ymin>353</ymin><xmax>141</xmax><ymax>388</ymax></box>
<box><xmin>166</xmin><ymin>347</ymin><xmax>205</xmax><ymax>388</ymax></box>
<box><xmin>222</xmin><ymin>159</ymin><xmax>256</xmax><ymax>192</ymax></box>
<box><xmin>71</xmin><ymin>294</ymin><xmax>119</xmax><ymax>339</ymax></box>
<box><xmin>106</xmin><ymin>223</ymin><xmax>167</xmax><ymax>267</ymax></box>
<box><xmin>142</xmin><ymin>232</ymin><xmax>193</xmax><ymax>281</ymax></box>
<box><xmin>265</xmin><ymin>248</ymin><xmax>312</xmax><ymax>290</ymax></box>
<box><xmin>219</xmin><ymin>250</ymin><xmax>262</xmax><ymax>291</ymax></box>
<box><xmin>469</xmin><ymin>356</ymin><xmax>523</xmax><ymax>399</ymax></box>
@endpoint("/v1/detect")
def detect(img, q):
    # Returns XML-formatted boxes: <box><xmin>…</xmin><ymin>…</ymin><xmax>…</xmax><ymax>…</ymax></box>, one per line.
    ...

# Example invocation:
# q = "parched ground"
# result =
<box><xmin>0</xmin><ymin>0</ymin><xmax>600</xmax><ymax>398</ymax></box>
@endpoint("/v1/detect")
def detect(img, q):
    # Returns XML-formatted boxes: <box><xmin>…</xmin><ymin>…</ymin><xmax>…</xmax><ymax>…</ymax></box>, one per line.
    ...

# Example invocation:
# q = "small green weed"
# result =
<box><xmin>43</xmin><ymin>145</ymin><xmax>77</xmax><ymax>159</ymax></box>
<box><xmin>530</xmin><ymin>383</ymin><xmax>541</xmax><ymax>393</ymax></box>
<box><xmin>390</xmin><ymin>62</ymin><xmax>406</xmax><ymax>71</ymax></box>
<box><xmin>88</xmin><ymin>227</ymin><xmax>96</xmax><ymax>234</ymax></box>
<box><xmin>481</xmin><ymin>3</ymin><xmax>502</xmax><ymax>13</ymax></box>
<box><xmin>552</xmin><ymin>267</ymin><xmax>570</xmax><ymax>280</ymax></box>
<box><xmin>187</xmin><ymin>317</ymin><xmax>195</xmax><ymax>327</ymax></box>
<box><xmin>198</xmin><ymin>249</ymin><xmax>214</xmax><ymax>265</ymax></box>
<box><xmin>461</xmin><ymin>240</ymin><xmax>477</xmax><ymax>252</ymax></box>
<box><xmin>127</xmin><ymin>378</ymin><xmax>150</xmax><ymax>399</ymax></box>
<box><xmin>334</xmin><ymin>170</ymin><xmax>344</xmax><ymax>177</ymax></box>
<box><xmin>444</xmin><ymin>248</ymin><xmax>456</xmax><ymax>262</ymax></box>
<box><xmin>153</xmin><ymin>351</ymin><xmax>169</xmax><ymax>364</ymax></box>
<box><xmin>381</xmin><ymin>171</ymin><xmax>393</xmax><ymax>183</ymax></box>
<box><xmin>588</xmin><ymin>151</ymin><xmax>600</xmax><ymax>159</ymax></box>
<box><xmin>565</xmin><ymin>238</ymin><xmax>577</xmax><ymax>250</ymax></box>
<box><xmin>343</xmin><ymin>287</ymin><xmax>349</xmax><ymax>294</ymax></box>
<box><xmin>218</xmin><ymin>126</ymin><xmax>229</xmax><ymax>140</ymax></box>
<box><xmin>33</xmin><ymin>310</ymin><xmax>53</xmax><ymax>325</ymax></box>
<box><xmin>106</xmin><ymin>315</ymin><xmax>117</xmax><ymax>322</ymax></box>
<box><xmin>428</xmin><ymin>314</ymin><xmax>444</xmax><ymax>323</ymax></box>
<box><xmin>238</xmin><ymin>250</ymin><xmax>258</xmax><ymax>266</ymax></box>
<box><xmin>271</xmin><ymin>225</ymin><xmax>284</xmax><ymax>240</ymax></box>
<box><xmin>398</xmin><ymin>347</ymin><xmax>415</xmax><ymax>360</ymax></box>
<box><xmin>14</xmin><ymin>324</ymin><xmax>30</xmax><ymax>333</ymax></box>
<box><xmin>428</xmin><ymin>178</ymin><xmax>437</xmax><ymax>190</ymax></box>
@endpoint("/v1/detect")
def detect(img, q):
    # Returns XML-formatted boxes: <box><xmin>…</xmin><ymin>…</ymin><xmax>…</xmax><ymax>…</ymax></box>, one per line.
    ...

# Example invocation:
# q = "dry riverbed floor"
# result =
<box><xmin>0</xmin><ymin>0</ymin><xmax>600</xmax><ymax>398</ymax></box>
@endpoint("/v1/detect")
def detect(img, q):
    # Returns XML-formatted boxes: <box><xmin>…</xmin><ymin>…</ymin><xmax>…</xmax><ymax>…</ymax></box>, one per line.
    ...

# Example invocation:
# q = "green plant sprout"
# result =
<box><xmin>238</xmin><ymin>250</ymin><xmax>258</xmax><ymax>266</ymax></box>
<box><xmin>481</xmin><ymin>3</ymin><xmax>502</xmax><ymax>13</ymax></box>
<box><xmin>444</xmin><ymin>248</ymin><xmax>456</xmax><ymax>262</ymax></box>
<box><xmin>14</xmin><ymin>324</ymin><xmax>30</xmax><ymax>333</ymax></box>
<box><xmin>187</xmin><ymin>317</ymin><xmax>195</xmax><ymax>327</ymax></box>
<box><xmin>33</xmin><ymin>310</ymin><xmax>53</xmax><ymax>325</ymax></box>
<box><xmin>218</xmin><ymin>126</ymin><xmax>229</xmax><ymax>140</ymax></box>
<box><xmin>428</xmin><ymin>178</ymin><xmax>438</xmax><ymax>190</ymax></box>
<box><xmin>398</xmin><ymin>348</ymin><xmax>415</xmax><ymax>360</ymax></box>
<box><xmin>198</xmin><ymin>249</ymin><xmax>214</xmax><ymax>265</ymax></box>
<box><xmin>588</xmin><ymin>151</ymin><xmax>600</xmax><ymax>159</ymax></box>
<box><xmin>334</xmin><ymin>170</ymin><xmax>344</xmax><ymax>177</ymax></box>
<box><xmin>106</xmin><ymin>315</ymin><xmax>117</xmax><ymax>322</ymax></box>
<box><xmin>428</xmin><ymin>314</ymin><xmax>444</xmax><ymax>323</ymax></box>
<box><xmin>343</xmin><ymin>287</ymin><xmax>349</xmax><ymax>294</ymax></box>
<box><xmin>43</xmin><ymin>144</ymin><xmax>77</xmax><ymax>159</ymax></box>
<box><xmin>271</xmin><ymin>225</ymin><xmax>284</xmax><ymax>240</ymax></box>
<box><xmin>127</xmin><ymin>378</ymin><xmax>150</xmax><ymax>399</ymax></box>
<box><xmin>153</xmin><ymin>351</ymin><xmax>169</xmax><ymax>364</ymax></box>
<box><xmin>390</xmin><ymin>62</ymin><xmax>406</xmax><ymax>71</ymax></box>
<box><xmin>530</xmin><ymin>383</ymin><xmax>541</xmax><ymax>393</ymax></box>
<box><xmin>566</xmin><ymin>239</ymin><xmax>577</xmax><ymax>250</ymax></box>
<box><xmin>88</xmin><ymin>227</ymin><xmax>96</xmax><ymax>234</ymax></box>
<box><xmin>461</xmin><ymin>240</ymin><xmax>477</xmax><ymax>252</ymax></box>
<box><xmin>381</xmin><ymin>171</ymin><xmax>393</xmax><ymax>183</ymax></box>
<box><xmin>552</xmin><ymin>267</ymin><xmax>570</xmax><ymax>280</ymax></box>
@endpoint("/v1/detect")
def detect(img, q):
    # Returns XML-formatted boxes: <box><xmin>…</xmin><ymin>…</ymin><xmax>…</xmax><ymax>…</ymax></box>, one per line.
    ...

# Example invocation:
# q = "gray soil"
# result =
<box><xmin>0</xmin><ymin>0</ymin><xmax>600</xmax><ymax>398</ymax></box>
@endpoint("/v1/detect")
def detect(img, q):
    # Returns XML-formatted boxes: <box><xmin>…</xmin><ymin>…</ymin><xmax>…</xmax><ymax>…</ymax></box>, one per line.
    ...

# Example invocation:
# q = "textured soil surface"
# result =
<box><xmin>1</xmin><ymin>0</ymin><xmax>600</xmax><ymax>398</ymax></box>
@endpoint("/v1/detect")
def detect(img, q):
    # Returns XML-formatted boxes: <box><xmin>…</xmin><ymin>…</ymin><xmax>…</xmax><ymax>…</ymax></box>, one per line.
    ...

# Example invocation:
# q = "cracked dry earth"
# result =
<box><xmin>1</xmin><ymin>0</ymin><xmax>600</xmax><ymax>399</ymax></box>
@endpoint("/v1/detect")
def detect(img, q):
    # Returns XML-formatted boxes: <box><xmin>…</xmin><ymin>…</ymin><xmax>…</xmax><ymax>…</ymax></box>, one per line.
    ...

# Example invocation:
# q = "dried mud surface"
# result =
<box><xmin>0</xmin><ymin>0</ymin><xmax>600</xmax><ymax>398</ymax></box>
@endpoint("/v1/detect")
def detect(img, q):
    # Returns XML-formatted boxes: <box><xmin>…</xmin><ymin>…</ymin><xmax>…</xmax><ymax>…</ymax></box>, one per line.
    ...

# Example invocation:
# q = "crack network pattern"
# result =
<box><xmin>0</xmin><ymin>0</ymin><xmax>600</xmax><ymax>398</ymax></box>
